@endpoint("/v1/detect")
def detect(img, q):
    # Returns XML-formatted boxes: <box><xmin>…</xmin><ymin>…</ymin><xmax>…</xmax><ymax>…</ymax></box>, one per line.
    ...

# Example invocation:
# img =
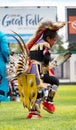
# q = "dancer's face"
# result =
<box><xmin>46</xmin><ymin>35</ymin><xmax>57</xmax><ymax>47</ymax></box>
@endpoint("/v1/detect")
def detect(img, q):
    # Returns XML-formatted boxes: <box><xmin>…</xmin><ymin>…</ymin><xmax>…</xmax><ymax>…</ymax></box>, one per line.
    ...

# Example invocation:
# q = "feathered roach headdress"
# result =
<box><xmin>27</xmin><ymin>19</ymin><xmax>68</xmax><ymax>50</ymax></box>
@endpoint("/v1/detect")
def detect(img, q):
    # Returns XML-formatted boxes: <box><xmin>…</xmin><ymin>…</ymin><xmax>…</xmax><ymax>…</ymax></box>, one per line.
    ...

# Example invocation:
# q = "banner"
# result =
<box><xmin>67</xmin><ymin>8</ymin><xmax>76</xmax><ymax>43</ymax></box>
<box><xmin>0</xmin><ymin>6</ymin><xmax>57</xmax><ymax>43</ymax></box>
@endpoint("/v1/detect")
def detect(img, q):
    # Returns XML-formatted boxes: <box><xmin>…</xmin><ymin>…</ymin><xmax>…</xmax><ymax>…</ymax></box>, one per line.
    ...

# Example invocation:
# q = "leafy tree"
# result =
<box><xmin>51</xmin><ymin>35</ymin><xmax>66</xmax><ymax>53</ymax></box>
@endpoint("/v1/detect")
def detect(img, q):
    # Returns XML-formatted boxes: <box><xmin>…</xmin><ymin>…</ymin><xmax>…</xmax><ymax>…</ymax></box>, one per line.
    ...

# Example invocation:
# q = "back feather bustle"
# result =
<box><xmin>7</xmin><ymin>32</ymin><xmax>30</xmax><ymax>81</ymax></box>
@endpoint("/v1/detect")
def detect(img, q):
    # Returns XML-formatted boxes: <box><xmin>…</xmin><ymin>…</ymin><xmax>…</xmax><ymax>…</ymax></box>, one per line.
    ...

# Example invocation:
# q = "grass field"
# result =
<box><xmin>0</xmin><ymin>85</ymin><xmax>76</xmax><ymax>130</ymax></box>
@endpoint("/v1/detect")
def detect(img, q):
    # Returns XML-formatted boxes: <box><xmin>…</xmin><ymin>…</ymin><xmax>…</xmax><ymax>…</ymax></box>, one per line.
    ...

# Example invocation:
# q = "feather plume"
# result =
<box><xmin>10</xmin><ymin>35</ymin><xmax>24</xmax><ymax>53</ymax></box>
<box><xmin>34</xmin><ymin>19</ymin><xmax>67</xmax><ymax>36</ymax></box>
<box><xmin>11</xmin><ymin>31</ymin><xmax>29</xmax><ymax>56</ymax></box>
<box><xmin>7</xmin><ymin>53</ymin><xmax>29</xmax><ymax>80</ymax></box>
<box><xmin>7</xmin><ymin>32</ymin><xmax>30</xmax><ymax>80</ymax></box>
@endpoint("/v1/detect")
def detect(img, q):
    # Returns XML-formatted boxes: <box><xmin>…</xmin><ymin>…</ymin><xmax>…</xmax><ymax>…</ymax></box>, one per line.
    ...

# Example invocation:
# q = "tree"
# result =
<box><xmin>51</xmin><ymin>35</ymin><xmax>66</xmax><ymax>53</ymax></box>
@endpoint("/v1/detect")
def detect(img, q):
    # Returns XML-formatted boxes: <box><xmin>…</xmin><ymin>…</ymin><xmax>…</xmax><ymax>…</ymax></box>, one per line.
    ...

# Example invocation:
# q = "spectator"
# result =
<box><xmin>0</xmin><ymin>31</ymin><xmax>10</xmax><ymax>101</ymax></box>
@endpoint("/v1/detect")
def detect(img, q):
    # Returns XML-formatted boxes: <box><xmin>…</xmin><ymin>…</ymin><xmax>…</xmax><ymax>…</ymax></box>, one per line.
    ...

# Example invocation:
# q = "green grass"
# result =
<box><xmin>0</xmin><ymin>85</ymin><xmax>76</xmax><ymax>130</ymax></box>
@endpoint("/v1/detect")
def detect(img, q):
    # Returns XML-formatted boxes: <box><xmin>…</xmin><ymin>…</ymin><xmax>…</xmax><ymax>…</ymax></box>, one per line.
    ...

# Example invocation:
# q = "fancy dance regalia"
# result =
<box><xmin>25</xmin><ymin>20</ymin><xmax>71</xmax><ymax>118</ymax></box>
<box><xmin>8</xmin><ymin>19</ymin><xmax>72</xmax><ymax>119</ymax></box>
